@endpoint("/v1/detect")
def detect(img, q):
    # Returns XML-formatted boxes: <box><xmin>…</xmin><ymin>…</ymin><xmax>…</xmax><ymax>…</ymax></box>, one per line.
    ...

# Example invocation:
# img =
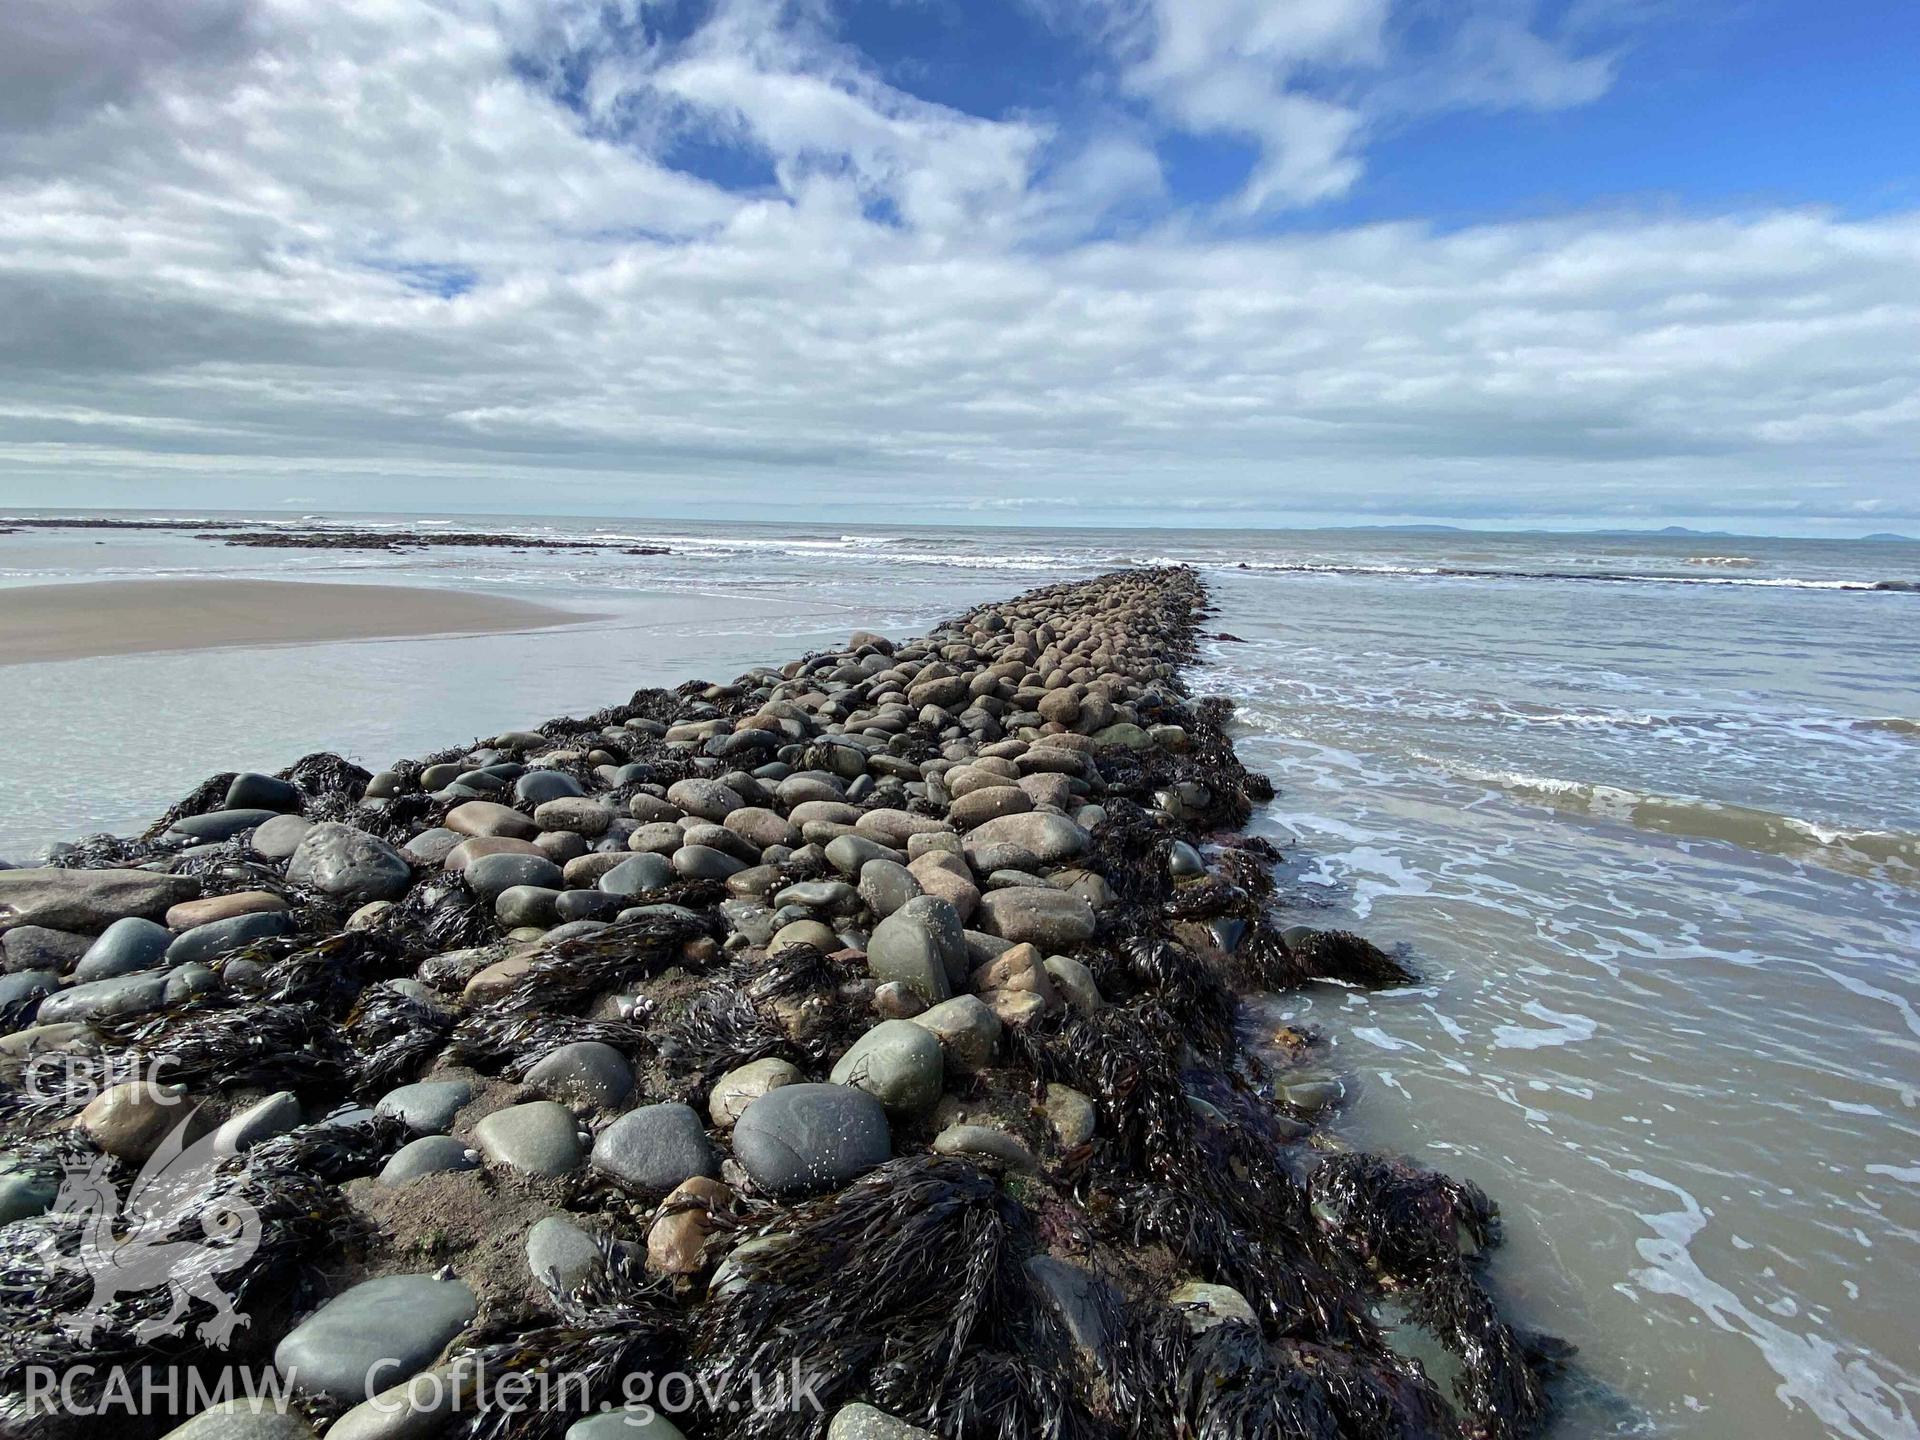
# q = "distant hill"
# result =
<box><xmin>1862</xmin><ymin>532</ymin><xmax>1915</xmax><ymax>542</ymax></box>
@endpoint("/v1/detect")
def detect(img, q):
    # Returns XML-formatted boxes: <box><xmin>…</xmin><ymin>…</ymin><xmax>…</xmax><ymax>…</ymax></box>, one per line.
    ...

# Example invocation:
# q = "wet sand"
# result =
<box><xmin>0</xmin><ymin>579</ymin><xmax>591</xmax><ymax>665</ymax></box>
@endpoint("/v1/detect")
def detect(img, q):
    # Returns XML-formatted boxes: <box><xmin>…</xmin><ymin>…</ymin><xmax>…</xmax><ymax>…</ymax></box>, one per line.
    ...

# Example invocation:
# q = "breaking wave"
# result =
<box><xmin>1433</xmin><ymin>761</ymin><xmax>1920</xmax><ymax>884</ymax></box>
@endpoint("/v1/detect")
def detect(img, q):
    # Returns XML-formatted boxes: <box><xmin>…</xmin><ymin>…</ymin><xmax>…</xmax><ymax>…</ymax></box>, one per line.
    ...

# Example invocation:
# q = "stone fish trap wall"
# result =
<box><xmin>0</xmin><ymin>566</ymin><xmax>1562</xmax><ymax>1440</ymax></box>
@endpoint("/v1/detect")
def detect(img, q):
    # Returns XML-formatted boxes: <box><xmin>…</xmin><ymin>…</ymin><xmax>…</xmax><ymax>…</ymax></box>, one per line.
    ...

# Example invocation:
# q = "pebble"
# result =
<box><xmin>666</xmin><ymin>778</ymin><xmax>743</xmax><ymax>822</ymax></box>
<box><xmin>327</xmin><ymin>1362</ymin><xmax>475</xmax><ymax>1440</ymax></box>
<box><xmin>536</xmin><ymin>829</ymin><xmax>590</xmax><ymax>865</ymax></box>
<box><xmin>0</xmin><ymin>1165</ymin><xmax>57</xmax><ymax>1224</ymax></box>
<box><xmin>771</xmin><ymin>919</ymin><xmax>838</xmax><ymax>951</ymax></box>
<box><xmin>1282</xmin><ymin>1077</ymin><xmax>1345</xmax><ymax>1114</ymax></box>
<box><xmin>72</xmin><ymin>915</ymin><xmax>173</xmax><ymax>981</ymax></box>
<box><xmin>828</xmin><ymin>1405</ymin><xmax>933</xmax><ymax>1440</ymax></box>
<box><xmin>165</xmin><ymin>891</ymin><xmax>289</xmax><ymax>932</ymax></box>
<box><xmin>974</xmin><ymin>887</ymin><xmax>1096</xmax><ymax>949</ymax></box>
<box><xmin>731</xmin><ymin>1082</ymin><xmax>891</xmax><ymax>1196</ymax></box>
<box><xmin>169</xmin><ymin>808</ymin><xmax>281</xmax><ymax>842</ymax></box>
<box><xmin>856</xmin><ymin>858</ymin><xmax>920</xmax><ymax>918</ymax></box>
<box><xmin>853</xmin><ymin>808</ymin><xmax>951</xmax><ymax>848</ymax></box>
<box><xmin>1168</xmin><ymin>840</ymin><xmax>1206</xmax><ymax>878</ymax></box>
<box><xmin>591</xmin><ymin>1102</ymin><xmax>718</xmax><ymax>1195</ymax></box>
<box><xmin>672</xmin><ymin>844</ymin><xmax>746</xmax><ymax>880</ymax></box>
<box><xmin>253</xmin><ymin>813</ymin><xmax>318</xmax><ymax>861</ymax></box>
<box><xmin>444</xmin><ymin>801</ymin><xmax>538</xmax><ymax>841</ymax></box>
<box><xmin>526</xmin><ymin>1214</ymin><xmax>609</xmax><ymax>1293</ymax></box>
<box><xmin>0</xmin><ymin>924</ymin><xmax>91</xmax><ymax>974</ymax></box>
<box><xmin>532</xmin><ymin>796</ymin><xmax>612</xmax><ymax>836</ymax></box>
<box><xmin>273</xmin><ymin>1273</ymin><xmax>476</xmax><ymax>1405</ymax></box>
<box><xmin>961</xmin><ymin>812</ymin><xmax>1091</xmax><ymax>868</ymax></box>
<box><xmin>828</xmin><ymin>1019</ymin><xmax>945</xmax><ymax>1115</ymax></box>
<box><xmin>472</xmin><ymin>1100</ymin><xmax>585</xmax><ymax>1176</ymax></box>
<box><xmin>909</xmin><ymin>994</ymin><xmax>1002</xmax><ymax>1072</ymax></box>
<box><xmin>971</xmin><ymin>942</ymin><xmax>1056</xmax><ymax>1001</ymax></box>
<box><xmin>984</xmin><ymin>988</ymin><xmax>1048</xmax><ymax>1027</ymax></box>
<box><xmin>948</xmin><ymin>785</ymin><xmax>1034</xmax><ymax>829</ymax></box>
<box><xmin>1044</xmin><ymin>1083</ymin><xmax>1097</xmax><ymax>1148</ymax></box>
<box><xmin>158</xmin><ymin>1399</ymin><xmax>315</xmax><ymax>1440</ymax></box>
<box><xmin>463</xmin><ymin>851</ymin><xmax>564</xmax><ymax>905</ymax></box>
<box><xmin>286</xmin><ymin>822</ymin><xmax>412</xmax><ymax>904</ymax></box>
<box><xmin>375</xmin><ymin>1079</ymin><xmax>473</xmax><ymax>1134</ymax></box>
<box><xmin>872</xmin><ymin>980</ymin><xmax>926</xmax><ymax>1018</ymax></box>
<box><xmin>725</xmin><ymin>806</ymin><xmax>799</xmax><ymax>850</ymax></box>
<box><xmin>78</xmin><ymin>1079</ymin><xmax>196</xmax><ymax>1162</ymax></box>
<box><xmin>165</xmin><ymin>909</ymin><xmax>295</xmax><ymax>965</ymax></box>
<box><xmin>0</xmin><ymin>867</ymin><xmax>198</xmax><ymax>932</ymax></box>
<box><xmin>165</xmin><ymin>962</ymin><xmax>221</xmax><ymax>1004</ymax></box>
<box><xmin>1024</xmin><ymin>1255</ymin><xmax>1114</xmax><ymax>1360</ymax></box>
<box><xmin>514</xmin><ymin>770</ymin><xmax>584</xmax><ymax>806</ymax></box>
<box><xmin>526</xmin><ymin>1041</ymin><xmax>633</xmax><ymax>1110</ymax></box>
<box><xmin>905</xmin><ymin>851</ymin><xmax>979</xmax><ymax>922</ymax></box>
<box><xmin>211</xmin><ymin>1090</ymin><xmax>302</xmax><ymax>1156</ymax></box>
<box><xmin>597</xmin><ymin>853</ymin><xmax>674</xmax><ymax>897</ymax></box>
<box><xmin>865</xmin><ymin>895</ymin><xmax>966</xmax><ymax>1004</ymax></box>
<box><xmin>627</xmin><ymin>822</ymin><xmax>685</xmax><ymax>855</ymax></box>
<box><xmin>565</xmin><ymin>1411</ymin><xmax>687</xmax><ymax>1440</ymax></box>
<box><xmin>824</xmin><ymin>834</ymin><xmax>894</xmax><ymax>875</ymax></box>
<box><xmin>493</xmin><ymin>885</ymin><xmax>559</xmax><ymax>928</ymax></box>
<box><xmin>38</xmin><ymin>970</ymin><xmax>172</xmax><ymax>1025</ymax></box>
<box><xmin>708</xmin><ymin>1056</ymin><xmax>802</xmax><ymax>1128</ymax></box>
<box><xmin>377</xmin><ymin>1135</ymin><xmax>479</xmax><ymax>1185</ymax></box>
<box><xmin>646</xmin><ymin>1175</ymin><xmax>730</xmax><ymax>1275</ymax></box>
<box><xmin>932</xmin><ymin>1122</ymin><xmax>1037</xmax><ymax>1171</ymax></box>
<box><xmin>1169</xmin><ymin>1280</ymin><xmax>1258</xmax><ymax>1332</ymax></box>
<box><xmin>0</xmin><ymin>970</ymin><xmax>56</xmax><ymax>1028</ymax></box>
<box><xmin>227</xmin><ymin>772</ymin><xmax>302</xmax><ymax>812</ymax></box>
<box><xmin>1043</xmin><ymin>954</ymin><xmax>1106</xmax><ymax>1014</ymax></box>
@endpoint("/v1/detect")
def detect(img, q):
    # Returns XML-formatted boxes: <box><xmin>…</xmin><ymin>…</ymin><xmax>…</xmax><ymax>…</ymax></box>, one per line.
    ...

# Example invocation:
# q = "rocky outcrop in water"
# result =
<box><xmin>0</xmin><ymin>567</ymin><xmax>1559</xmax><ymax>1439</ymax></box>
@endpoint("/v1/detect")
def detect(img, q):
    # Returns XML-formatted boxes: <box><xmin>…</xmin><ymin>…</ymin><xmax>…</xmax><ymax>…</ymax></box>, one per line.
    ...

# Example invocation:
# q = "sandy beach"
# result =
<box><xmin>0</xmin><ymin>579</ymin><xmax>590</xmax><ymax>665</ymax></box>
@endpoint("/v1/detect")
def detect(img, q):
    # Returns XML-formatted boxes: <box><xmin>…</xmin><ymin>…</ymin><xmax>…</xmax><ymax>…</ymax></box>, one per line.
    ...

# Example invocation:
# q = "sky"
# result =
<box><xmin>0</xmin><ymin>0</ymin><xmax>1916</xmax><ymax>532</ymax></box>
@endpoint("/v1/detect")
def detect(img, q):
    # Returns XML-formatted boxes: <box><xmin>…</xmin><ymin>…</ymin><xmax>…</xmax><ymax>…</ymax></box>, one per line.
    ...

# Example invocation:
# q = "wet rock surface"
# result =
<box><xmin>0</xmin><ymin>568</ymin><xmax>1555</xmax><ymax>1440</ymax></box>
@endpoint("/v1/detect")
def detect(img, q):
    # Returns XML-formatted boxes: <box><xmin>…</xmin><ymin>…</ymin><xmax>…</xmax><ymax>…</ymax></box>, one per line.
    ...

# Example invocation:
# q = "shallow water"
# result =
<box><xmin>2</xmin><ymin>513</ymin><xmax>1917</xmax><ymax>1437</ymax></box>
<box><xmin>1205</xmin><ymin>567</ymin><xmax>1920</xmax><ymax>1440</ymax></box>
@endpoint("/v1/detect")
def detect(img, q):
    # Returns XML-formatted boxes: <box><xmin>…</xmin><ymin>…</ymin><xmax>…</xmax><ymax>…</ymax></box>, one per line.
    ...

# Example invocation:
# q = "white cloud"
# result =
<box><xmin>1076</xmin><ymin>0</ymin><xmax>1620</xmax><ymax>211</ymax></box>
<box><xmin>0</xmin><ymin>0</ymin><xmax>1913</xmax><ymax>528</ymax></box>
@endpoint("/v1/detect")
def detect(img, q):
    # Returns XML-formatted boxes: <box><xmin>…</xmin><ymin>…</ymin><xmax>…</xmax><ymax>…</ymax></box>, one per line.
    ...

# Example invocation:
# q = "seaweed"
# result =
<box><xmin>1287</xmin><ymin>929</ymin><xmax>1419</xmax><ymax>989</ymax></box>
<box><xmin>693</xmin><ymin>1156</ymin><xmax>1091</xmax><ymax>1440</ymax></box>
<box><xmin>1090</xmin><ymin>937</ymin><xmax>1237</xmax><ymax>1051</ymax></box>
<box><xmin>241</xmin><ymin>1111</ymin><xmax>409</xmax><ymax>1182</ymax></box>
<box><xmin>1310</xmin><ymin>1154</ymin><xmax>1560</xmax><ymax>1439</ymax></box>
<box><xmin>341</xmin><ymin>981</ymin><xmax>459</xmax><ymax>1096</ymax></box>
<box><xmin>489</xmin><ymin>913</ymin><xmax>718</xmax><ymax>1016</ymax></box>
<box><xmin>0</xmin><ymin>1118</ymin><xmax>389</xmax><ymax>1407</ymax></box>
<box><xmin>245</xmin><ymin>931</ymin><xmax>412</xmax><ymax>1013</ymax></box>
<box><xmin>1098</xmin><ymin>1182</ymin><xmax>1369</xmax><ymax>1348</ymax></box>
<box><xmin>652</xmin><ymin>987</ymin><xmax>794</xmax><ymax>1100</ymax></box>
<box><xmin>1179</xmin><ymin>1323</ymin><xmax>1464</xmax><ymax>1440</ymax></box>
<box><xmin>46</xmin><ymin>832</ymin><xmax>176</xmax><ymax>870</ymax></box>
<box><xmin>649</xmin><ymin>944</ymin><xmax>865</xmax><ymax>1099</ymax></box>
<box><xmin>0</xmin><ymin>565</ymin><xmax>1562</xmax><ymax>1440</ymax></box>
<box><xmin>1081</xmin><ymin>800</ymin><xmax>1176</xmax><ymax>910</ymax></box>
<box><xmin>276</xmin><ymin>751</ymin><xmax>371</xmax><ymax>801</ymax></box>
<box><xmin>446</xmin><ymin>1010</ymin><xmax>650</xmax><ymax>1079</ymax></box>
<box><xmin>448</xmin><ymin>1239</ymin><xmax>684</xmax><ymax>1440</ymax></box>
<box><xmin>108</xmin><ymin>999</ymin><xmax>350</xmax><ymax>1093</ymax></box>
<box><xmin>367</xmin><ymin>870</ymin><xmax>497</xmax><ymax>957</ymax></box>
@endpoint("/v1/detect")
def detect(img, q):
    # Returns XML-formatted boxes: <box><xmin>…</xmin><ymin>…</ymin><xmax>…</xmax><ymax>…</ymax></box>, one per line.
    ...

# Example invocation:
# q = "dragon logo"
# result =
<box><xmin>39</xmin><ymin>1109</ymin><xmax>261</xmax><ymax>1348</ymax></box>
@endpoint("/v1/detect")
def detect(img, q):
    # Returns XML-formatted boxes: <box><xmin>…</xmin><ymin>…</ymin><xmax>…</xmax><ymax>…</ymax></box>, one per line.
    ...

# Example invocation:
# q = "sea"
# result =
<box><xmin>2</xmin><ymin>512</ymin><xmax>1917</xmax><ymax>1438</ymax></box>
